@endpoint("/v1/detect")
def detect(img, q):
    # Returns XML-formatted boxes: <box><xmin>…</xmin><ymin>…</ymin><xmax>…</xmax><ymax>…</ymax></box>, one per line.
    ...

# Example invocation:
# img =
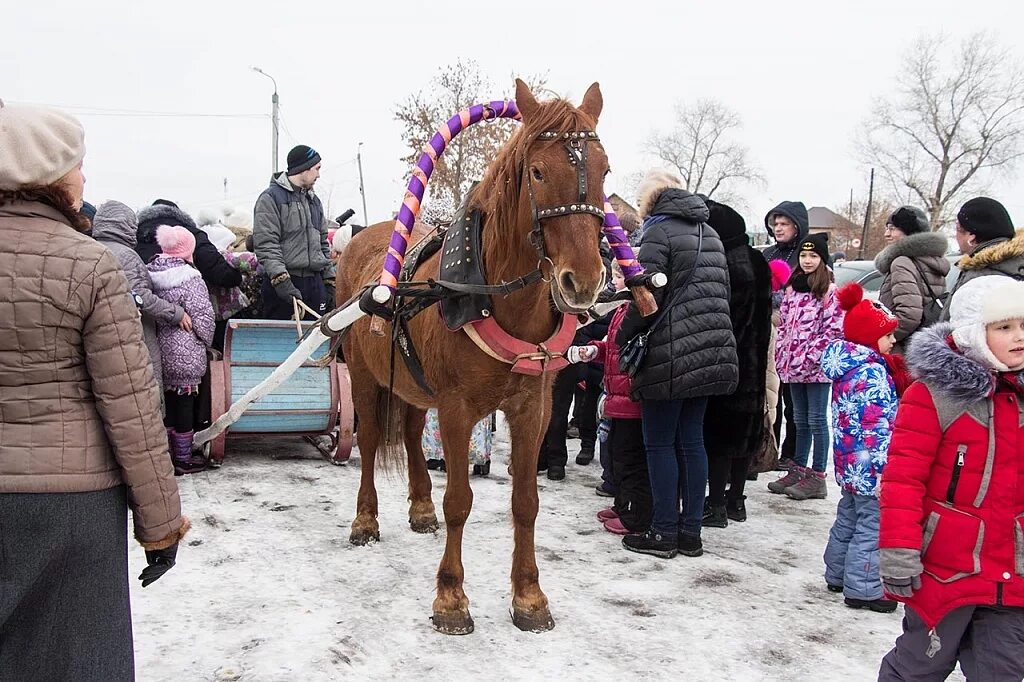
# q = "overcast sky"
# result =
<box><xmin>5</xmin><ymin>0</ymin><xmax>1023</xmax><ymax>234</ymax></box>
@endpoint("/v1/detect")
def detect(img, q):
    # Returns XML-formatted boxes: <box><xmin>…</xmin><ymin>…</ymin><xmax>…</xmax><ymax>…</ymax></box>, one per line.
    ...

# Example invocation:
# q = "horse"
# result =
<box><xmin>335</xmin><ymin>79</ymin><xmax>609</xmax><ymax>635</ymax></box>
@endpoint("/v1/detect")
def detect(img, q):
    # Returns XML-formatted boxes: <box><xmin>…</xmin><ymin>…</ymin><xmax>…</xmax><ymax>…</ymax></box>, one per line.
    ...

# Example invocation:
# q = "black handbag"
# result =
<box><xmin>910</xmin><ymin>258</ymin><xmax>949</xmax><ymax>328</ymax></box>
<box><xmin>619</xmin><ymin>225</ymin><xmax>704</xmax><ymax>378</ymax></box>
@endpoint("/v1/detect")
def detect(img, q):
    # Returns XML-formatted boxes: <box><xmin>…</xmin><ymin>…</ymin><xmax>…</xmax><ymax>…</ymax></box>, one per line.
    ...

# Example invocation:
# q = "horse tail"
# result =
<box><xmin>375</xmin><ymin>389</ymin><xmax>408</xmax><ymax>473</ymax></box>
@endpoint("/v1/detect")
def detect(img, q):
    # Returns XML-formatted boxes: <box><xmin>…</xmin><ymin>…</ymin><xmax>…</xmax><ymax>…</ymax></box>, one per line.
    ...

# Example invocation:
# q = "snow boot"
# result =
<box><xmin>677</xmin><ymin>532</ymin><xmax>704</xmax><ymax>557</ymax></box>
<box><xmin>702</xmin><ymin>500</ymin><xmax>728</xmax><ymax>528</ymax></box>
<box><xmin>844</xmin><ymin>597</ymin><xmax>898</xmax><ymax>613</ymax></box>
<box><xmin>603</xmin><ymin>517</ymin><xmax>632</xmax><ymax>535</ymax></box>
<box><xmin>622</xmin><ymin>530</ymin><xmax>678</xmax><ymax>559</ymax></box>
<box><xmin>768</xmin><ymin>465</ymin><xmax>805</xmax><ymax>494</ymax></box>
<box><xmin>595</xmin><ymin>483</ymin><xmax>615</xmax><ymax>497</ymax></box>
<box><xmin>597</xmin><ymin>507</ymin><xmax>618</xmax><ymax>522</ymax></box>
<box><xmin>575</xmin><ymin>446</ymin><xmax>595</xmax><ymax>466</ymax></box>
<box><xmin>472</xmin><ymin>461</ymin><xmax>490</xmax><ymax>477</ymax></box>
<box><xmin>427</xmin><ymin>458</ymin><xmax>446</xmax><ymax>472</ymax></box>
<box><xmin>546</xmin><ymin>464</ymin><xmax>566</xmax><ymax>481</ymax></box>
<box><xmin>726</xmin><ymin>495</ymin><xmax>747</xmax><ymax>522</ymax></box>
<box><xmin>827</xmin><ymin>582</ymin><xmax>844</xmax><ymax>593</ymax></box>
<box><xmin>171</xmin><ymin>430</ymin><xmax>207</xmax><ymax>475</ymax></box>
<box><xmin>785</xmin><ymin>470</ymin><xmax>828</xmax><ymax>500</ymax></box>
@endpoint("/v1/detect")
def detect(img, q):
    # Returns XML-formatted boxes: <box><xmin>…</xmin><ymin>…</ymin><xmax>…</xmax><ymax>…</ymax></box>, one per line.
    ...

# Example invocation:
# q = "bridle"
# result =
<box><xmin>525</xmin><ymin>130</ymin><xmax>606</xmax><ymax>274</ymax></box>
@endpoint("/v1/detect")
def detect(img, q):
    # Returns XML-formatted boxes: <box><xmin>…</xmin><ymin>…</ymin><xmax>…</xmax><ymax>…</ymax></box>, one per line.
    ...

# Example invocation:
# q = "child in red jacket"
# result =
<box><xmin>568</xmin><ymin>263</ymin><xmax>651</xmax><ymax>536</ymax></box>
<box><xmin>879</xmin><ymin>275</ymin><xmax>1024</xmax><ymax>680</ymax></box>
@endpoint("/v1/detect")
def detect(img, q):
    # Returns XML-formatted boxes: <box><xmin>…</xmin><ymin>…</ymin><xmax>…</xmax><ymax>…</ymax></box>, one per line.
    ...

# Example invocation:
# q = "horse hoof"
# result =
<box><xmin>409</xmin><ymin>515</ymin><xmax>439</xmax><ymax>534</ymax></box>
<box><xmin>431</xmin><ymin>611</ymin><xmax>474</xmax><ymax>635</ymax></box>
<box><xmin>349</xmin><ymin>528</ymin><xmax>380</xmax><ymax>546</ymax></box>
<box><xmin>511</xmin><ymin>607</ymin><xmax>555</xmax><ymax>633</ymax></box>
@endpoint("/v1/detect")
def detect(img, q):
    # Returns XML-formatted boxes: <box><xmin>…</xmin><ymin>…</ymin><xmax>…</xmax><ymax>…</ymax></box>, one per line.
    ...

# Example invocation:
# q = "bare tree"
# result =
<box><xmin>646</xmin><ymin>99</ymin><xmax>762</xmax><ymax>201</ymax></box>
<box><xmin>395</xmin><ymin>61</ymin><xmax>547</xmax><ymax>209</ymax></box>
<box><xmin>861</xmin><ymin>32</ymin><xmax>1024</xmax><ymax>229</ymax></box>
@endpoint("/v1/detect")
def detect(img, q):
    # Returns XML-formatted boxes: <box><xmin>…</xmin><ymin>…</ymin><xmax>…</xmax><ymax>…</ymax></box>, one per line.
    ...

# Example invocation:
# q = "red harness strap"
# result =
<box><xmin>462</xmin><ymin>313</ymin><xmax>577</xmax><ymax>375</ymax></box>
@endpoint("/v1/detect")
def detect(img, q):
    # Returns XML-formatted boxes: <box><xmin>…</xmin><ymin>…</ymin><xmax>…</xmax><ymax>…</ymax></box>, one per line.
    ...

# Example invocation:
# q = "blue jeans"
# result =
<box><xmin>823</xmin><ymin>490</ymin><xmax>881</xmax><ymax>600</ymax></box>
<box><xmin>640</xmin><ymin>397</ymin><xmax>708</xmax><ymax>537</ymax></box>
<box><xmin>789</xmin><ymin>382</ymin><xmax>830</xmax><ymax>472</ymax></box>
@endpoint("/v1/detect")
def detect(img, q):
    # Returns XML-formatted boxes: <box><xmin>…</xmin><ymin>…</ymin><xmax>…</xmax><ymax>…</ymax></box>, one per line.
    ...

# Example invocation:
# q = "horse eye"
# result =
<box><xmin>531</xmin><ymin>167</ymin><xmax>544</xmax><ymax>182</ymax></box>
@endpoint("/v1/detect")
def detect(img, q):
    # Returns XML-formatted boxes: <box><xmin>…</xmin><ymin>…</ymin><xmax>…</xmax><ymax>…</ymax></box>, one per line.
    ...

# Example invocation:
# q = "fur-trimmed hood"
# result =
<box><xmin>137</xmin><ymin>203</ymin><xmax>198</xmax><ymax>232</ymax></box>
<box><xmin>956</xmin><ymin>228</ymin><xmax>1024</xmax><ymax>273</ymax></box>
<box><xmin>147</xmin><ymin>255</ymin><xmax>202</xmax><ymax>292</ymax></box>
<box><xmin>874</xmin><ymin>231</ymin><xmax>950</xmax><ymax>274</ymax></box>
<box><xmin>905</xmin><ymin>322</ymin><xmax>1024</xmax><ymax>404</ymax></box>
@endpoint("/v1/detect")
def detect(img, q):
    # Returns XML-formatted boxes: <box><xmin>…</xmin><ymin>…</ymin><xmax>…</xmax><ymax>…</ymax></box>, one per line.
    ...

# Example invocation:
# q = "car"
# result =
<box><xmin>832</xmin><ymin>254</ymin><xmax>961</xmax><ymax>300</ymax></box>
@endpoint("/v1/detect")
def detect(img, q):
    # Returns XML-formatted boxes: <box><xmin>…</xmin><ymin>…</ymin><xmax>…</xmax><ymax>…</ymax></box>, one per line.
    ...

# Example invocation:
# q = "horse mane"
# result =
<box><xmin>472</xmin><ymin>98</ymin><xmax>598</xmax><ymax>259</ymax></box>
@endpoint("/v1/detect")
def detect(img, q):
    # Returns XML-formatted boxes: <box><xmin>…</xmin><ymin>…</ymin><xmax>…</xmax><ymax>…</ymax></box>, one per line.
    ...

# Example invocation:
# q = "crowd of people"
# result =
<box><xmin>2</xmin><ymin>100</ymin><xmax>1023</xmax><ymax>680</ymax></box>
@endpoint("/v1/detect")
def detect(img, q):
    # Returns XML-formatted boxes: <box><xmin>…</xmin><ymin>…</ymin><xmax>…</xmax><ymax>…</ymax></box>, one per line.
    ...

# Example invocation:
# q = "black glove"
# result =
<box><xmin>273</xmin><ymin>277</ymin><xmax>302</xmax><ymax>302</ymax></box>
<box><xmin>139</xmin><ymin>542</ymin><xmax>179</xmax><ymax>587</ymax></box>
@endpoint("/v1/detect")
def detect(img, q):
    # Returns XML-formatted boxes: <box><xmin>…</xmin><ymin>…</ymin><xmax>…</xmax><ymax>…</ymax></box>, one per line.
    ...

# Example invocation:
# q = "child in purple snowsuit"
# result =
<box><xmin>148</xmin><ymin>225</ymin><xmax>215</xmax><ymax>474</ymax></box>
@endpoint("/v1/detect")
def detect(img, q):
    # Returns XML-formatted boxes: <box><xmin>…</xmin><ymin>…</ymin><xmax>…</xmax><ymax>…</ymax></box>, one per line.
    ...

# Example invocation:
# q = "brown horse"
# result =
<box><xmin>335</xmin><ymin>80</ymin><xmax>608</xmax><ymax>634</ymax></box>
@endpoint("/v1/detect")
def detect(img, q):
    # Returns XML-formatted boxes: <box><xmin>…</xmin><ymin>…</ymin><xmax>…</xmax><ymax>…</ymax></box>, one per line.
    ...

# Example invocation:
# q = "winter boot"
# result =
<box><xmin>472</xmin><ymin>461</ymin><xmax>490</xmax><ymax>477</ymax></box>
<box><xmin>677</xmin><ymin>532</ymin><xmax>704</xmax><ymax>557</ymax></box>
<box><xmin>702</xmin><ymin>499</ymin><xmax>728</xmax><ymax>528</ymax></box>
<box><xmin>622</xmin><ymin>530</ymin><xmax>678</xmax><ymax>559</ymax></box>
<box><xmin>597</xmin><ymin>507</ymin><xmax>618</xmax><ymax>522</ymax></box>
<box><xmin>575</xmin><ymin>446</ymin><xmax>595</xmax><ymax>466</ymax></box>
<box><xmin>844</xmin><ymin>597</ymin><xmax>898</xmax><ymax>613</ymax></box>
<box><xmin>603</xmin><ymin>517</ymin><xmax>633</xmax><ymax>536</ymax></box>
<box><xmin>768</xmin><ymin>465</ymin><xmax>805</xmax><ymax>494</ymax></box>
<box><xmin>427</xmin><ymin>458</ymin><xmax>446</xmax><ymax>472</ymax></box>
<box><xmin>785</xmin><ymin>470</ymin><xmax>828</xmax><ymax>500</ymax></box>
<box><xmin>725</xmin><ymin>495</ymin><xmax>747</xmax><ymax>522</ymax></box>
<box><xmin>172</xmin><ymin>431</ymin><xmax>207</xmax><ymax>475</ymax></box>
<box><xmin>546</xmin><ymin>464</ymin><xmax>566</xmax><ymax>481</ymax></box>
<box><xmin>827</xmin><ymin>582</ymin><xmax>844</xmax><ymax>593</ymax></box>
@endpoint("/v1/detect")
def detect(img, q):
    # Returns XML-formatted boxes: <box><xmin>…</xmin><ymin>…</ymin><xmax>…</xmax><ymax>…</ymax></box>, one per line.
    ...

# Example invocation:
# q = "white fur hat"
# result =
<box><xmin>0</xmin><ymin>100</ymin><xmax>85</xmax><ymax>190</ymax></box>
<box><xmin>950</xmin><ymin>275</ymin><xmax>1024</xmax><ymax>371</ymax></box>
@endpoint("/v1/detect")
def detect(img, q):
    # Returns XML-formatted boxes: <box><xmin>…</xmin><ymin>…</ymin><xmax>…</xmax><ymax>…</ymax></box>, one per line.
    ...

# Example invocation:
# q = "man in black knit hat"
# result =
<box><xmin>946</xmin><ymin>196</ymin><xmax>1021</xmax><ymax>312</ymax></box>
<box><xmin>253</xmin><ymin>144</ymin><xmax>334</xmax><ymax>320</ymax></box>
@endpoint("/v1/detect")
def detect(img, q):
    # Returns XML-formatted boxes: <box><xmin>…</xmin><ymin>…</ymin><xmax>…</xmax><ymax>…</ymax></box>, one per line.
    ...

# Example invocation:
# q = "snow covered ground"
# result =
<box><xmin>131</xmin><ymin>430</ymin><xmax>963</xmax><ymax>681</ymax></box>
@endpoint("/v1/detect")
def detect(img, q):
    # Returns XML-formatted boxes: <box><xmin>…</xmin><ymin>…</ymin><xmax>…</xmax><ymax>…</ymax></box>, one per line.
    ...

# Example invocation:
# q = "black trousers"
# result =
<box><xmin>164</xmin><ymin>392</ymin><xmax>196</xmax><ymax>433</ymax></box>
<box><xmin>610</xmin><ymin>418</ymin><xmax>651</xmax><ymax>532</ymax></box>
<box><xmin>574</xmin><ymin>364</ymin><xmax>602</xmax><ymax>451</ymax></box>
<box><xmin>539</xmin><ymin>370</ymin><xmax>576</xmax><ymax>468</ymax></box>
<box><xmin>775</xmin><ymin>383</ymin><xmax>796</xmax><ymax>460</ymax></box>
<box><xmin>707</xmin><ymin>453</ymin><xmax>753</xmax><ymax>506</ymax></box>
<box><xmin>260</xmin><ymin>273</ymin><xmax>328</xmax><ymax>321</ymax></box>
<box><xmin>0</xmin><ymin>487</ymin><xmax>134</xmax><ymax>681</ymax></box>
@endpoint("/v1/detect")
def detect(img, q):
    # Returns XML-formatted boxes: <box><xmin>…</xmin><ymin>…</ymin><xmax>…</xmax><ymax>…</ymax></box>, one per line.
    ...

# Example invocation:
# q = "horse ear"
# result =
<box><xmin>578</xmin><ymin>82</ymin><xmax>603</xmax><ymax>124</ymax></box>
<box><xmin>515</xmin><ymin>78</ymin><xmax>540</xmax><ymax>120</ymax></box>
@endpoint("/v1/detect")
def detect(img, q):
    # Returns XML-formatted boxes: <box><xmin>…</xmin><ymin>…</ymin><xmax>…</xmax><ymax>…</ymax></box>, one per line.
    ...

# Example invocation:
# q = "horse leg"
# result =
<box><xmin>430</xmin><ymin>403</ymin><xmax>475</xmax><ymax>635</ymax></box>
<box><xmin>404</xmin><ymin>406</ymin><xmax>437</xmax><ymax>533</ymax></box>
<box><xmin>348</xmin><ymin>352</ymin><xmax>382</xmax><ymax>545</ymax></box>
<box><xmin>505</xmin><ymin>391</ymin><xmax>555</xmax><ymax>632</ymax></box>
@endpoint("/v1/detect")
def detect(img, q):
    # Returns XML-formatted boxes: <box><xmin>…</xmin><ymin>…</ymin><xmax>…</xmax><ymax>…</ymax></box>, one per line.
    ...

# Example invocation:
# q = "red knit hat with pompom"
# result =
<box><xmin>836</xmin><ymin>283</ymin><xmax>898</xmax><ymax>351</ymax></box>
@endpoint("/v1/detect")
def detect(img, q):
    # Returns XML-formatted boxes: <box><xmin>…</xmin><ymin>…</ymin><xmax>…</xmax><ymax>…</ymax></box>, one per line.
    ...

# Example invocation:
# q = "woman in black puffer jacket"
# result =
<box><xmin>616</xmin><ymin>170</ymin><xmax>738</xmax><ymax>559</ymax></box>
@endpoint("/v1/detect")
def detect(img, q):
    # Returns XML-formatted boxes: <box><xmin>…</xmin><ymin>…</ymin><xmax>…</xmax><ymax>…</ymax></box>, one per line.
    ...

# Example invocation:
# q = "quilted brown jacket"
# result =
<box><xmin>874</xmin><ymin>231</ymin><xmax>950</xmax><ymax>347</ymax></box>
<box><xmin>0</xmin><ymin>200</ymin><xmax>187</xmax><ymax>548</ymax></box>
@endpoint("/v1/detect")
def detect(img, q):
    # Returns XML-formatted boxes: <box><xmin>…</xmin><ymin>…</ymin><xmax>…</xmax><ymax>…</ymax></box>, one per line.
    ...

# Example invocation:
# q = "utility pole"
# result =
<box><xmin>251</xmin><ymin>67</ymin><xmax>280</xmax><ymax>176</ymax></box>
<box><xmin>859</xmin><ymin>168</ymin><xmax>875</xmax><ymax>259</ymax></box>
<box><xmin>357</xmin><ymin>142</ymin><xmax>368</xmax><ymax>225</ymax></box>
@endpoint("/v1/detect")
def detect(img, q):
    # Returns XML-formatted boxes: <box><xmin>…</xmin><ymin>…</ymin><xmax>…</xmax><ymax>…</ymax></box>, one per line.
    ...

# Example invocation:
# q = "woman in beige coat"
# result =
<box><xmin>0</xmin><ymin>101</ymin><xmax>189</xmax><ymax>681</ymax></box>
<box><xmin>874</xmin><ymin>206</ymin><xmax>950</xmax><ymax>351</ymax></box>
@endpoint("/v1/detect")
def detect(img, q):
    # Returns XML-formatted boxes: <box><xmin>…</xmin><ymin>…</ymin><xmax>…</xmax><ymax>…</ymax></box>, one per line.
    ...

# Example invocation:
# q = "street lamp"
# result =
<box><xmin>251</xmin><ymin>66</ymin><xmax>279</xmax><ymax>176</ymax></box>
<box><xmin>357</xmin><ymin>142</ymin><xmax>368</xmax><ymax>226</ymax></box>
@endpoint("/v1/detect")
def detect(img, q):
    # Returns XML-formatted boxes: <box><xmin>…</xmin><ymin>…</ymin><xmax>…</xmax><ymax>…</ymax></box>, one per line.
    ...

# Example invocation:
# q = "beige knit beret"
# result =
<box><xmin>0</xmin><ymin>99</ymin><xmax>85</xmax><ymax>190</ymax></box>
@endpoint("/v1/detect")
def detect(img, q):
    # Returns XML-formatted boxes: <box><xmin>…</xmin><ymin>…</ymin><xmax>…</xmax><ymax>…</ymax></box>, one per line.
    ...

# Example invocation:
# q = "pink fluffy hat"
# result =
<box><xmin>156</xmin><ymin>224</ymin><xmax>196</xmax><ymax>262</ymax></box>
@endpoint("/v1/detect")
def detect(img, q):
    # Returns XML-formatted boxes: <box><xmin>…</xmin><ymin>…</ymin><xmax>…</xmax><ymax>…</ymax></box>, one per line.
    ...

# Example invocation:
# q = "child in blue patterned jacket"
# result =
<box><xmin>820</xmin><ymin>283</ymin><xmax>906</xmax><ymax>614</ymax></box>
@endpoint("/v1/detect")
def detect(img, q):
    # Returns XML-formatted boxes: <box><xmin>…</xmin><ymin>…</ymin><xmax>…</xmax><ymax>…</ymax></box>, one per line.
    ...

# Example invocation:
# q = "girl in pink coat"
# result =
<box><xmin>768</xmin><ymin>233</ymin><xmax>844</xmax><ymax>500</ymax></box>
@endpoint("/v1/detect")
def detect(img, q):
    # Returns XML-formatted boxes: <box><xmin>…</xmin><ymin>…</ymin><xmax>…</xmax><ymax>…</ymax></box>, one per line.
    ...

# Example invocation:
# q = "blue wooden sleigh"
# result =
<box><xmin>207</xmin><ymin>319</ymin><xmax>354</xmax><ymax>464</ymax></box>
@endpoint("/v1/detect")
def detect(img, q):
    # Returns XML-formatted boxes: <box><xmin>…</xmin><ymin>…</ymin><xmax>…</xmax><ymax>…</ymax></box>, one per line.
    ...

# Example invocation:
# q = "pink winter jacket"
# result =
<box><xmin>775</xmin><ymin>284</ymin><xmax>844</xmax><ymax>384</ymax></box>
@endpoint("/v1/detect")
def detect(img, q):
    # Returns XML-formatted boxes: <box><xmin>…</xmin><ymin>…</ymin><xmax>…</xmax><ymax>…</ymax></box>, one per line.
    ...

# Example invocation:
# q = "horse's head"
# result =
<box><xmin>480</xmin><ymin>80</ymin><xmax>609</xmax><ymax>314</ymax></box>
